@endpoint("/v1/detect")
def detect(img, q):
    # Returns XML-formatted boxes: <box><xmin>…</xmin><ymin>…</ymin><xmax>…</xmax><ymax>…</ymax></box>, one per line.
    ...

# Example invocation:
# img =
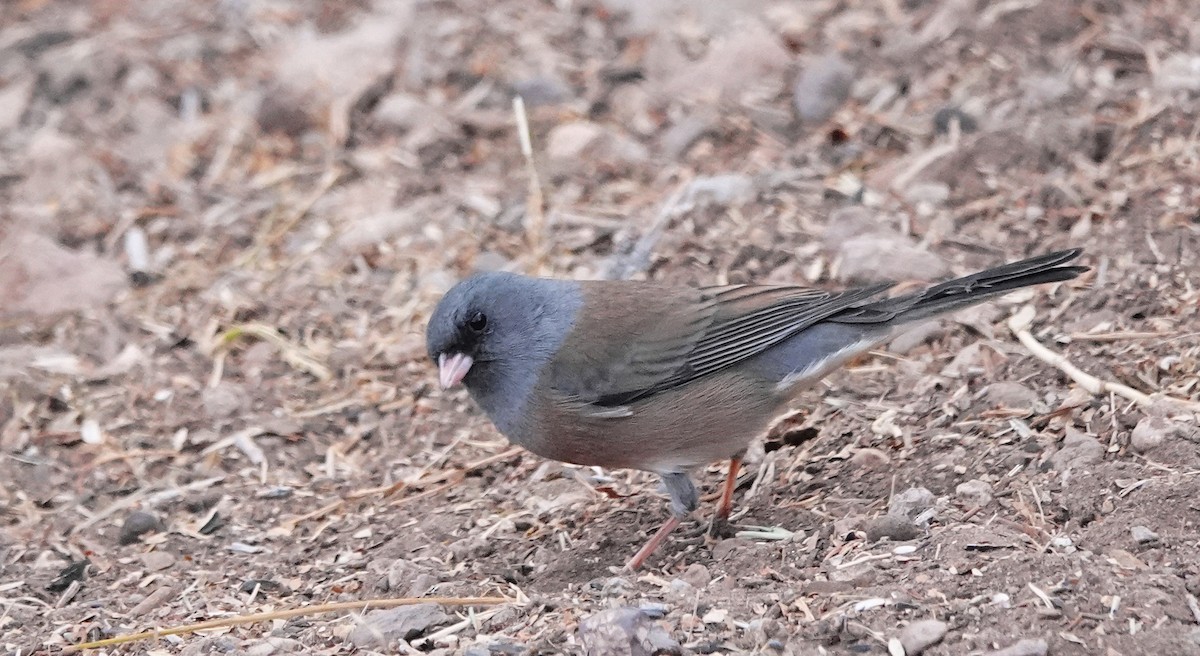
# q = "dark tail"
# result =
<box><xmin>834</xmin><ymin>248</ymin><xmax>1087</xmax><ymax>325</ymax></box>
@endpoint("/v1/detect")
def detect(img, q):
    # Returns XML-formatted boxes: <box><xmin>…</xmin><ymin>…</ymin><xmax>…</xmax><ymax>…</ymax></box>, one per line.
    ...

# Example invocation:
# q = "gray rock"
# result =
<box><xmin>546</xmin><ymin>121</ymin><xmax>648</xmax><ymax>165</ymax></box>
<box><xmin>660</xmin><ymin>112</ymin><xmax>716</xmax><ymax>159</ymax></box>
<box><xmin>899</xmin><ymin>619</ymin><xmax>948</xmax><ymax>655</ymax></box>
<box><xmin>747</xmin><ymin>618</ymin><xmax>784</xmax><ymax>643</ymax></box>
<box><xmin>348</xmin><ymin>603</ymin><xmax>451</xmax><ymax>648</ymax></box>
<box><xmin>681</xmin><ymin>174</ymin><xmax>755</xmax><ymax>207</ymax></box>
<box><xmin>941</xmin><ymin>342</ymin><xmax>986</xmax><ymax>378</ymax></box>
<box><xmin>141</xmin><ymin>551</ymin><xmax>175</xmax><ymax>572</ymax></box>
<box><xmin>986</xmin><ymin>382</ymin><xmax>1039</xmax><ymax>408</ymax></box>
<box><xmin>474</xmin><ymin>641</ymin><xmax>523</xmax><ymax>655</ymax></box>
<box><xmin>986</xmin><ymin>638</ymin><xmax>1048</xmax><ymax>656</ymax></box>
<box><xmin>794</xmin><ymin>54</ymin><xmax>855</xmax><ymax>122</ymax></box>
<box><xmin>1048</xmin><ymin>429</ymin><xmax>1104</xmax><ymax>471</ymax></box>
<box><xmin>835</xmin><ymin>233</ymin><xmax>949</xmax><ymax>284</ymax></box>
<box><xmin>202</xmin><ymin>382</ymin><xmax>248</xmax><ymax>420</ymax></box>
<box><xmin>1130</xmin><ymin>525</ymin><xmax>1159</xmax><ymax>545</ymax></box>
<box><xmin>849</xmin><ymin>447</ymin><xmax>892</xmax><ymax>470</ymax></box>
<box><xmin>1130</xmin><ymin>416</ymin><xmax>1174</xmax><ymax>453</ymax></box>
<box><xmin>888</xmin><ymin>320</ymin><xmax>945</xmax><ymax>354</ymax></box>
<box><xmin>547</xmin><ymin>121</ymin><xmax>605</xmax><ymax>161</ymax></box>
<box><xmin>1155</xmin><ymin>53</ymin><xmax>1200</xmax><ymax>93</ymax></box>
<box><xmin>639</xmin><ymin>602</ymin><xmax>669</xmax><ymax>619</ymax></box>
<box><xmin>903</xmin><ymin>182</ymin><xmax>951</xmax><ymax>206</ymax></box>
<box><xmin>679</xmin><ymin>563</ymin><xmax>710</xmax><ymax>589</ymax></box>
<box><xmin>889</xmin><ymin>487</ymin><xmax>936</xmax><ymax>520</ymax></box>
<box><xmin>955</xmin><ymin>479</ymin><xmax>994</xmax><ymax>508</ymax></box>
<box><xmin>512</xmin><ymin>76</ymin><xmax>570</xmax><ymax>107</ymax></box>
<box><xmin>933</xmin><ymin>107</ymin><xmax>979</xmax><ymax>135</ymax></box>
<box><xmin>578</xmin><ymin>607</ymin><xmax>681</xmax><ymax>656</ymax></box>
<box><xmin>119</xmin><ymin>511</ymin><xmax>163</xmax><ymax>545</ymax></box>
<box><xmin>822</xmin><ymin>206</ymin><xmax>881</xmax><ymax>246</ymax></box>
<box><xmin>864</xmin><ymin>515</ymin><xmax>922</xmax><ymax>542</ymax></box>
<box><xmin>244</xmin><ymin>638</ymin><xmax>305</xmax><ymax>656</ymax></box>
<box><xmin>0</xmin><ymin>230</ymin><xmax>127</xmax><ymax>320</ymax></box>
<box><xmin>179</xmin><ymin>636</ymin><xmax>238</xmax><ymax>656</ymax></box>
<box><xmin>374</xmin><ymin>93</ymin><xmax>426</xmax><ymax>129</ymax></box>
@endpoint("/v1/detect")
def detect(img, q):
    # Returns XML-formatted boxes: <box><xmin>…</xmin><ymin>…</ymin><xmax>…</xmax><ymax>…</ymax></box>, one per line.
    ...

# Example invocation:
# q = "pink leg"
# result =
<box><xmin>715</xmin><ymin>457</ymin><xmax>742</xmax><ymax>521</ymax></box>
<box><xmin>625</xmin><ymin>515</ymin><xmax>682</xmax><ymax>570</ymax></box>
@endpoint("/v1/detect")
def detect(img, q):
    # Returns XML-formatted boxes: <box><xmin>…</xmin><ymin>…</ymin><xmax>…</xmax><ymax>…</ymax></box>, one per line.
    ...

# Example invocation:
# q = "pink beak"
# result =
<box><xmin>437</xmin><ymin>353</ymin><xmax>474</xmax><ymax>389</ymax></box>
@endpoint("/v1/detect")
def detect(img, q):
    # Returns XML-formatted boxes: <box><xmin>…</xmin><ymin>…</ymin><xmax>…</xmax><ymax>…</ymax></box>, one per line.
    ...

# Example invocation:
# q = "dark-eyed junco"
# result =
<box><xmin>426</xmin><ymin>249</ymin><xmax>1086</xmax><ymax>568</ymax></box>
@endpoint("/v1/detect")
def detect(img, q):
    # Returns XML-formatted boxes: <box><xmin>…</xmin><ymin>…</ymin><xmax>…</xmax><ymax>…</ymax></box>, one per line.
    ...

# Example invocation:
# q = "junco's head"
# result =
<box><xmin>426</xmin><ymin>272</ymin><xmax>512</xmax><ymax>390</ymax></box>
<box><xmin>425</xmin><ymin>272</ymin><xmax>578</xmax><ymax>391</ymax></box>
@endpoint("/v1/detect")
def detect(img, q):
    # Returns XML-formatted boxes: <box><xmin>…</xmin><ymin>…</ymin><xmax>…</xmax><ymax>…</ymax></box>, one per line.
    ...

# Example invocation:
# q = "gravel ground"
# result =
<box><xmin>2</xmin><ymin>1</ymin><xmax>1200</xmax><ymax>654</ymax></box>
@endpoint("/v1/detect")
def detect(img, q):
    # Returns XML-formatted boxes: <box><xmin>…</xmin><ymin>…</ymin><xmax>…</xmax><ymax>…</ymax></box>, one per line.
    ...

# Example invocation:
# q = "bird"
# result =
<box><xmin>425</xmin><ymin>248</ymin><xmax>1086</xmax><ymax>569</ymax></box>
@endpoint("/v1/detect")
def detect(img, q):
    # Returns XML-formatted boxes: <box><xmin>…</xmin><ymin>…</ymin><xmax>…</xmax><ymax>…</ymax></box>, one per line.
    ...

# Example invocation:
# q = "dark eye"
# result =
<box><xmin>467</xmin><ymin>312</ymin><xmax>488</xmax><ymax>332</ymax></box>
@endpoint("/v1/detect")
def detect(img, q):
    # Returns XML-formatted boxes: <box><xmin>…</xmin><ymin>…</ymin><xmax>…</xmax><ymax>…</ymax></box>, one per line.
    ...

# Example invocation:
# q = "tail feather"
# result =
<box><xmin>833</xmin><ymin>248</ymin><xmax>1087</xmax><ymax>326</ymax></box>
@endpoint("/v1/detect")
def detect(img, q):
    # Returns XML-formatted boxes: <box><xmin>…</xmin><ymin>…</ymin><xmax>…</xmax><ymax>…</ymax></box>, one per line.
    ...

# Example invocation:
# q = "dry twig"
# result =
<box><xmin>211</xmin><ymin>323</ymin><xmax>332</xmax><ymax>382</ymax></box>
<box><xmin>514</xmin><ymin>95</ymin><xmax>547</xmax><ymax>274</ymax></box>
<box><xmin>62</xmin><ymin>596</ymin><xmax>507</xmax><ymax>652</ymax></box>
<box><xmin>1007</xmin><ymin>306</ymin><xmax>1200</xmax><ymax>412</ymax></box>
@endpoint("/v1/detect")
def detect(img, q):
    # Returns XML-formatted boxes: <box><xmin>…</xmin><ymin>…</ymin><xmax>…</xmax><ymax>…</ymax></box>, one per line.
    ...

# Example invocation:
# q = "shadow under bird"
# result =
<box><xmin>426</xmin><ymin>248</ymin><xmax>1087</xmax><ymax>569</ymax></box>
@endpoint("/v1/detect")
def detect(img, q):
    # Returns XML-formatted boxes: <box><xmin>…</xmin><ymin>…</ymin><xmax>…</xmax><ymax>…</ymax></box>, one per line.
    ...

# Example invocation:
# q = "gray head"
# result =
<box><xmin>425</xmin><ymin>271</ymin><xmax>581</xmax><ymax>407</ymax></box>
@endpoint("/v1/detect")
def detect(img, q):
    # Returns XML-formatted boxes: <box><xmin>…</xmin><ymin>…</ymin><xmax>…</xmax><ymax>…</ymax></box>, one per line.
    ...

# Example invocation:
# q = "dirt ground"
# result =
<box><xmin>3</xmin><ymin>0</ymin><xmax>1200</xmax><ymax>654</ymax></box>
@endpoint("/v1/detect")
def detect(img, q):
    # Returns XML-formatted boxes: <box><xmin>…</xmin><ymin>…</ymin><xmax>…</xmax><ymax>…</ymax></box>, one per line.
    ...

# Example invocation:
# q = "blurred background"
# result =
<box><xmin>2</xmin><ymin>0</ymin><xmax>1199</xmax><ymax>654</ymax></box>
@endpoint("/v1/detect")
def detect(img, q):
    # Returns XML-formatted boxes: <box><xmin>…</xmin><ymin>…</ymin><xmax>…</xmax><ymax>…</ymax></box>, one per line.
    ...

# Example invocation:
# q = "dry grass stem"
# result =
<box><xmin>62</xmin><ymin>597</ymin><xmax>507</xmax><ymax>652</ymax></box>
<box><xmin>1007</xmin><ymin>306</ymin><xmax>1200</xmax><ymax>411</ymax></box>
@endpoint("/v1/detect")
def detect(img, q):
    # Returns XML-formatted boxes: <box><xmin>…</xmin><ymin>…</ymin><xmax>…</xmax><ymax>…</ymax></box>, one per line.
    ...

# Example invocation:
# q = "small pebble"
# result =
<box><xmin>888</xmin><ymin>321</ymin><xmax>944</xmax><ymax>354</ymax></box>
<box><xmin>243</xmin><ymin>638</ymin><xmax>304</xmax><ymax>656</ymax></box>
<box><xmin>118</xmin><ymin>511</ymin><xmax>162</xmax><ymax>545</ymax></box>
<box><xmin>955</xmin><ymin>479</ymin><xmax>994</xmax><ymax>507</ymax></box>
<box><xmin>1130</xmin><ymin>525</ymin><xmax>1159</xmax><ymax>545</ymax></box>
<box><xmin>793</xmin><ymin>53</ymin><xmax>855</xmax><ymax>122</ymax></box>
<box><xmin>864</xmin><ymin>515</ymin><xmax>922</xmax><ymax>542</ymax></box>
<box><xmin>898</xmin><ymin>619</ymin><xmax>948</xmax><ymax>655</ymax></box>
<box><xmin>681</xmin><ymin>174</ymin><xmax>755</xmax><ymax>207</ymax></box>
<box><xmin>668</xmin><ymin>579</ymin><xmax>695</xmax><ymax>596</ymax></box>
<box><xmin>986</xmin><ymin>638</ymin><xmax>1048</xmax><ymax>656</ymax></box>
<box><xmin>1130</xmin><ymin>416</ymin><xmax>1173</xmax><ymax>453</ymax></box>
<box><xmin>889</xmin><ymin>487</ymin><xmax>936</xmax><ymax>519</ymax></box>
<box><xmin>495</xmin><ymin>642</ymin><xmax>526</xmax><ymax>656</ymax></box>
<box><xmin>933</xmin><ymin>106</ymin><xmax>979</xmax><ymax>134</ymax></box>
<box><xmin>1048</xmin><ymin>429</ymin><xmax>1104</xmax><ymax>471</ymax></box>
<box><xmin>141</xmin><ymin>551</ymin><xmax>175</xmax><ymax>572</ymax></box>
<box><xmin>747</xmin><ymin>618</ymin><xmax>784</xmax><ymax>643</ymax></box>
<box><xmin>711</xmin><ymin>538</ymin><xmax>753</xmax><ymax>560</ymax></box>
<box><xmin>680</xmin><ymin>563</ymin><xmax>711</xmax><ymax>589</ymax></box>
<box><xmin>850</xmin><ymin>447</ymin><xmax>891</xmax><ymax>469</ymax></box>
<box><xmin>239</xmin><ymin>579</ymin><xmax>289</xmax><ymax>596</ymax></box>
<box><xmin>639</xmin><ymin>602</ymin><xmax>669</xmax><ymax>619</ymax></box>
<box><xmin>578</xmin><ymin>607</ymin><xmax>681</xmax><ymax>656</ymax></box>
<box><xmin>1035</xmin><ymin>607</ymin><xmax>1063</xmax><ymax>620</ymax></box>
<box><xmin>1050</xmin><ymin>536</ymin><xmax>1075</xmax><ymax>554</ymax></box>
<box><xmin>348</xmin><ymin>603</ymin><xmax>450</xmax><ymax>648</ymax></box>
<box><xmin>985</xmin><ymin>381</ymin><xmax>1038</xmax><ymax>408</ymax></box>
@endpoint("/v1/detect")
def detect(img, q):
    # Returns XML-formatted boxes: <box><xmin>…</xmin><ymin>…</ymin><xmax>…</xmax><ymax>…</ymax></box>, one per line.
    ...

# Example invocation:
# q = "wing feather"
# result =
<box><xmin>546</xmin><ymin>280</ymin><xmax>894</xmax><ymax>409</ymax></box>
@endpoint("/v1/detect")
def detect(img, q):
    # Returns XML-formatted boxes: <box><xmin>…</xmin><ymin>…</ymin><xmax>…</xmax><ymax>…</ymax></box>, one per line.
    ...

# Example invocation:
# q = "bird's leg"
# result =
<box><xmin>716</xmin><ymin>454</ymin><xmax>744</xmax><ymax>521</ymax></box>
<box><xmin>708</xmin><ymin>450</ymin><xmax>745</xmax><ymax>538</ymax></box>
<box><xmin>625</xmin><ymin>471</ymin><xmax>697</xmax><ymax>570</ymax></box>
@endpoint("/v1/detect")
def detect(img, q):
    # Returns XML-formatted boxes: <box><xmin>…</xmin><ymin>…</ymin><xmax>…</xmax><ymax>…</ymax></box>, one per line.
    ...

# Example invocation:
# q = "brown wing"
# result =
<box><xmin>546</xmin><ymin>280</ymin><xmax>893</xmax><ymax>408</ymax></box>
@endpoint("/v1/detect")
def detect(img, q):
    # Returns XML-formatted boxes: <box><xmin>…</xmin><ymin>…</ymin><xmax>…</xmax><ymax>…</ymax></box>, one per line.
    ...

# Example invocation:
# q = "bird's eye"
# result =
<box><xmin>467</xmin><ymin>312</ymin><xmax>488</xmax><ymax>332</ymax></box>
